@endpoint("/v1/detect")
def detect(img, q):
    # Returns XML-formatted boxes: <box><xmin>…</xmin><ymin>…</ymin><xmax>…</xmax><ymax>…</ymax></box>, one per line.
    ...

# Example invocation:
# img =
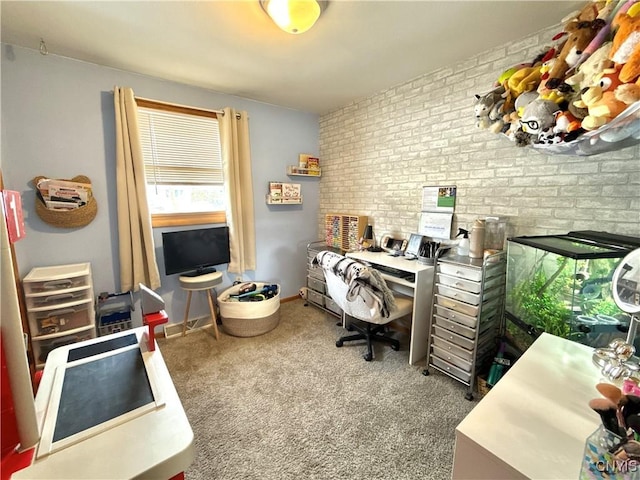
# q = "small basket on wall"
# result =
<box><xmin>33</xmin><ymin>175</ymin><xmax>97</xmax><ymax>228</ymax></box>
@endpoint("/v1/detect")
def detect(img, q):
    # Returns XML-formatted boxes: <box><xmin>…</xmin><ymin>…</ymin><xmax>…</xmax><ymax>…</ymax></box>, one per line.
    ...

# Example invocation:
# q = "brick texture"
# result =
<box><xmin>318</xmin><ymin>24</ymin><xmax>640</xmax><ymax>244</ymax></box>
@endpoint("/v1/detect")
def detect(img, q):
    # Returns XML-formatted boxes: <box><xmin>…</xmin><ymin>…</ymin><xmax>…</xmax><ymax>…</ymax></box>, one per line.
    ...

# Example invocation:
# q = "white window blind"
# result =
<box><xmin>137</xmin><ymin>107</ymin><xmax>223</xmax><ymax>186</ymax></box>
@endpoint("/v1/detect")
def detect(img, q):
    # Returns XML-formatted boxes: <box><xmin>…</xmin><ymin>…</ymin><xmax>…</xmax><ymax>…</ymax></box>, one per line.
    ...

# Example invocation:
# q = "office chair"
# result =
<box><xmin>314</xmin><ymin>250</ymin><xmax>413</xmax><ymax>361</ymax></box>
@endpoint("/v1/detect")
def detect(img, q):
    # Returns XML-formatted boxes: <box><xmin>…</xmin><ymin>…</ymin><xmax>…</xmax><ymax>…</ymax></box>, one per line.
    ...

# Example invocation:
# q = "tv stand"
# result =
<box><xmin>183</xmin><ymin>267</ymin><xmax>217</xmax><ymax>277</ymax></box>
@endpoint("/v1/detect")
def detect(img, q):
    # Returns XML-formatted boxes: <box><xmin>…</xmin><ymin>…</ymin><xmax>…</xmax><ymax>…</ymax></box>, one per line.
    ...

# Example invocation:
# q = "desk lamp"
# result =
<box><xmin>361</xmin><ymin>225</ymin><xmax>374</xmax><ymax>251</ymax></box>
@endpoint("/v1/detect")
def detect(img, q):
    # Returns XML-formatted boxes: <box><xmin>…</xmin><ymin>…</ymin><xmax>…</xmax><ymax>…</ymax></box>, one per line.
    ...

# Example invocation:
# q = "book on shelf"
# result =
<box><xmin>307</xmin><ymin>157</ymin><xmax>319</xmax><ymax>170</ymax></box>
<box><xmin>282</xmin><ymin>183</ymin><xmax>301</xmax><ymax>198</ymax></box>
<box><xmin>269</xmin><ymin>182</ymin><xmax>283</xmax><ymax>198</ymax></box>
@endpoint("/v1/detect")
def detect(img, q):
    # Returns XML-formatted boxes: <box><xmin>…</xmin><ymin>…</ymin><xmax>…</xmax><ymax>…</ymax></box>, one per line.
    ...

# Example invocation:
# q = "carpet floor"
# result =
<box><xmin>158</xmin><ymin>299</ymin><xmax>479</xmax><ymax>480</ymax></box>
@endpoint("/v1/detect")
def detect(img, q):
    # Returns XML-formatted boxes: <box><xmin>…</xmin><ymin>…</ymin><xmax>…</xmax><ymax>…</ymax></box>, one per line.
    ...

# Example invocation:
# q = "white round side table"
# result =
<box><xmin>178</xmin><ymin>271</ymin><xmax>224</xmax><ymax>339</ymax></box>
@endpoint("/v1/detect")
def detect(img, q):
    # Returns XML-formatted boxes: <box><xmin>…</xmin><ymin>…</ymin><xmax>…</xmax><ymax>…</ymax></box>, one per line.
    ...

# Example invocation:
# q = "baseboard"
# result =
<box><xmin>163</xmin><ymin>316</ymin><xmax>211</xmax><ymax>339</ymax></box>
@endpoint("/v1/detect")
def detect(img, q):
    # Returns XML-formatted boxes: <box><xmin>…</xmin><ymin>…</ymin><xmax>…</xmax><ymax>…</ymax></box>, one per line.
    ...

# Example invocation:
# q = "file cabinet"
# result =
<box><xmin>425</xmin><ymin>251</ymin><xmax>506</xmax><ymax>400</ymax></box>
<box><xmin>306</xmin><ymin>241</ymin><xmax>342</xmax><ymax>317</ymax></box>
<box><xmin>22</xmin><ymin>263</ymin><xmax>97</xmax><ymax>369</ymax></box>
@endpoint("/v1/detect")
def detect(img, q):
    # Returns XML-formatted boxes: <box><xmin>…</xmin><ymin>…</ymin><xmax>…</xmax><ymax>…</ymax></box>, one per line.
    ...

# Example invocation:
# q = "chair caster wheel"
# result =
<box><xmin>391</xmin><ymin>344</ymin><xmax>399</xmax><ymax>351</ymax></box>
<box><xmin>336</xmin><ymin>340</ymin><xmax>343</xmax><ymax>347</ymax></box>
<box><xmin>422</xmin><ymin>369</ymin><xmax>430</xmax><ymax>376</ymax></box>
<box><xmin>465</xmin><ymin>393</ymin><xmax>474</xmax><ymax>401</ymax></box>
<box><xmin>363</xmin><ymin>352</ymin><xmax>373</xmax><ymax>361</ymax></box>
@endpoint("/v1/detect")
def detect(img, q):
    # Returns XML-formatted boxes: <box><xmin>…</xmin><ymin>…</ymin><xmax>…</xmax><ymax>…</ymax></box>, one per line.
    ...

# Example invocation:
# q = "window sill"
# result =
<box><xmin>151</xmin><ymin>212</ymin><xmax>226</xmax><ymax>228</ymax></box>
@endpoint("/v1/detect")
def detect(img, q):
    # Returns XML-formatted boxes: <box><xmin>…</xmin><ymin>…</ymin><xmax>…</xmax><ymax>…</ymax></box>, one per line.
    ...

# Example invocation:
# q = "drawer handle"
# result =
<box><xmin>44</xmin><ymin>308</ymin><xmax>77</xmax><ymax>317</ymax></box>
<box><xmin>43</xmin><ymin>279</ymin><xmax>73</xmax><ymax>290</ymax></box>
<box><xmin>44</xmin><ymin>293</ymin><xmax>74</xmax><ymax>302</ymax></box>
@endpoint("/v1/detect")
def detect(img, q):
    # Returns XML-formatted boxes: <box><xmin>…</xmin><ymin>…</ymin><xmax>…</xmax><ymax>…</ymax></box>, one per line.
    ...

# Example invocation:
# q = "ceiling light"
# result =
<box><xmin>260</xmin><ymin>0</ymin><xmax>326</xmax><ymax>35</ymax></box>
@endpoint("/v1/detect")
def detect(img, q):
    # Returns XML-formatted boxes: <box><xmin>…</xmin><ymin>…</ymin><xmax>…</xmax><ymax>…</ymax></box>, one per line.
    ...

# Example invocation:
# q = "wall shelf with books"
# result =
<box><xmin>286</xmin><ymin>166</ymin><xmax>321</xmax><ymax>177</ymax></box>
<box><xmin>266</xmin><ymin>181</ymin><xmax>302</xmax><ymax>205</ymax></box>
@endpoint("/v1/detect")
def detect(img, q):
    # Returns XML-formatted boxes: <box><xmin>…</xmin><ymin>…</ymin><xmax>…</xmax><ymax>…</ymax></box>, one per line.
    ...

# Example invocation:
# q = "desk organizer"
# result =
<box><xmin>580</xmin><ymin>426</ymin><xmax>632</xmax><ymax>480</ymax></box>
<box><xmin>218</xmin><ymin>282</ymin><xmax>280</xmax><ymax>337</ymax></box>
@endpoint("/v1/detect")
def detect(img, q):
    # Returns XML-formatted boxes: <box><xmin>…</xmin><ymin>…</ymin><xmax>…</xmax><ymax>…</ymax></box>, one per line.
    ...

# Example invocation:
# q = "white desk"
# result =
<box><xmin>347</xmin><ymin>251</ymin><xmax>434</xmax><ymax>365</ymax></box>
<box><xmin>13</xmin><ymin>327</ymin><xmax>194</xmax><ymax>480</ymax></box>
<box><xmin>452</xmin><ymin>333</ymin><xmax>601</xmax><ymax>479</ymax></box>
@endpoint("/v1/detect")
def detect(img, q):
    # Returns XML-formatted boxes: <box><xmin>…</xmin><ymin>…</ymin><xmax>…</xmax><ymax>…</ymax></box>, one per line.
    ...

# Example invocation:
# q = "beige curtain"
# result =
<box><xmin>219</xmin><ymin>108</ymin><xmax>256</xmax><ymax>274</ymax></box>
<box><xmin>114</xmin><ymin>86</ymin><xmax>160</xmax><ymax>291</ymax></box>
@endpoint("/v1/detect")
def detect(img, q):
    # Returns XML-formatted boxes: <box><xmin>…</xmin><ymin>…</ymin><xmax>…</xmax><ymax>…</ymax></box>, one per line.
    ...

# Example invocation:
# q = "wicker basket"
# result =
<box><xmin>476</xmin><ymin>375</ymin><xmax>491</xmax><ymax>398</ymax></box>
<box><xmin>33</xmin><ymin>175</ymin><xmax>97</xmax><ymax>228</ymax></box>
<box><xmin>219</xmin><ymin>283</ymin><xmax>280</xmax><ymax>337</ymax></box>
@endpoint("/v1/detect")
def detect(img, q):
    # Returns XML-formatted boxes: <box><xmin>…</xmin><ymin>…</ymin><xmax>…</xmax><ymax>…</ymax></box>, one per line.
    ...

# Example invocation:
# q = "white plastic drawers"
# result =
<box><xmin>428</xmin><ymin>253</ymin><xmax>506</xmax><ymax>395</ymax></box>
<box><xmin>23</xmin><ymin>263</ymin><xmax>97</xmax><ymax>368</ymax></box>
<box><xmin>306</xmin><ymin>241</ymin><xmax>343</xmax><ymax>318</ymax></box>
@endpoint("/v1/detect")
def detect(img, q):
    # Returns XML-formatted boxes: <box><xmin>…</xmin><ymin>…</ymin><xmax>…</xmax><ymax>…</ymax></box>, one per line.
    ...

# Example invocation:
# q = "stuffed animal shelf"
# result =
<box><xmin>473</xmin><ymin>0</ymin><xmax>640</xmax><ymax>156</ymax></box>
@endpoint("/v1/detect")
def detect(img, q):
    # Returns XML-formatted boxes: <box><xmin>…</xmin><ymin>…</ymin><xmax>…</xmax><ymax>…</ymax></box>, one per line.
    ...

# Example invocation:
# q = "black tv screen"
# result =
<box><xmin>162</xmin><ymin>226</ymin><xmax>231</xmax><ymax>276</ymax></box>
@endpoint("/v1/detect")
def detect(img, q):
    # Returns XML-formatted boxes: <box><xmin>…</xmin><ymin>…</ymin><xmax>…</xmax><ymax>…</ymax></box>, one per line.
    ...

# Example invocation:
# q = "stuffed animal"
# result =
<box><xmin>507</xmin><ymin>66</ymin><xmax>543</xmax><ymax>97</ymax></box>
<box><xmin>474</xmin><ymin>86</ymin><xmax>506</xmax><ymax>130</ymax></box>
<box><xmin>546</xmin><ymin>18</ymin><xmax>607</xmax><ymax>90</ymax></box>
<box><xmin>610</xmin><ymin>12</ymin><xmax>640</xmax><ymax>83</ymax></box>
<box><xmin>615</xmin><ymin>82</ymin><xmax>640</xmax><ymax>105</ymax></box>
<box><xmin>574</xmin><ymin>86</ymin><xmax>627</xmax><ymax>130</ymax></box>
<box><xmin>565</xmin><ymin>42</ymin><xmax>614</xmax><ymax>91</ymax></box>
<box><xmin>553</xmin><ymin>110</ymin><xmax>582</xmax><ymax>134</ymax></box>
<box><xmin>520</xmin><ymin>98</ymin><xmax>561</xmax><ymax>137</ymax></box>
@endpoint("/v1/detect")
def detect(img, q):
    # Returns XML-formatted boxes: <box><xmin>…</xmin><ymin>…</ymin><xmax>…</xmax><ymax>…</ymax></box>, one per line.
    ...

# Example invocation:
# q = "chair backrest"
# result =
<box><xmin>314</xmin><ymin>250</ymin><xmax>396</xmax><ymax>322</ymax></box>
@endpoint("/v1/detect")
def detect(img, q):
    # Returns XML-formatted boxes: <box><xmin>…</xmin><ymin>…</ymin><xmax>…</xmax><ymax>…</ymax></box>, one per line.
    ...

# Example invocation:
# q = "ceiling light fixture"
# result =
<box><xmin>260</xmin><ymin>0</ymin><xmax>327</xmax><ymax>35</ymax></box>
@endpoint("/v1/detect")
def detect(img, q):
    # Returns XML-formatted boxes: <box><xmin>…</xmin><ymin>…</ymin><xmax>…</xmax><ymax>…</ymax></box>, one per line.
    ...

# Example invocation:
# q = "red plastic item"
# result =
<box><xmin>1</xmin><ymin>335</ymin><xmax>35</xmax><ymax>480</ymax></box>
<box><xmin>143</xmin><ymin>310</ymin><xmax>169</xmax><ymax>351</ymax></box>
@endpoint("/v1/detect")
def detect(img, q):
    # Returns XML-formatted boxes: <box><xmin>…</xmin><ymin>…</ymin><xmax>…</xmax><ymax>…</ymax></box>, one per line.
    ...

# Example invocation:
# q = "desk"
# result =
<box><xmin>13</xmin><ymin>327</ymin><xmax>194</xmax><ymax>480</ymax></box>
<box><xmin>451</xmin><ymin>333</ymin><xmax>600</xmax><ymax>479</ymax></box>
<box><xmin>347</xmin><ymin>251</ymin><xmax>434</xmax><ymax>365</ymax></box>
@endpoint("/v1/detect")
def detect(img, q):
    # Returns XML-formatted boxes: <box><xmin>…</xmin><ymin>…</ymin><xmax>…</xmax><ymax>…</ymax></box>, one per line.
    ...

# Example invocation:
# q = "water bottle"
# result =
<box><xmin>469</xmin><ymin>219</ymin><xmax>485</xmax><ymax>259</ymax></box>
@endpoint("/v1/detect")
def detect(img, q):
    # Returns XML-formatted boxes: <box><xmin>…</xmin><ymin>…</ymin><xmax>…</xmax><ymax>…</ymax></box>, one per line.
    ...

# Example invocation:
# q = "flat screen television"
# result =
<box><xmin>162</xmin><ymin>226</ymin><xmax>230</xmax><ymax>276</ymax></box>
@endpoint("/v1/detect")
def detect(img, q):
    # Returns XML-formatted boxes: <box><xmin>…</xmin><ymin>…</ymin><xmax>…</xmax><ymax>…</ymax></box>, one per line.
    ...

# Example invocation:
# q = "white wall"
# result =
<box><xmin>1</xmin><ymin>44</ymin><xmax>320</xmax><ymax>326</ymax></box>
<box><xmin>319</xmin><ymin>23</ymin><xmax>640</xmax><ymax>243</ymax></box>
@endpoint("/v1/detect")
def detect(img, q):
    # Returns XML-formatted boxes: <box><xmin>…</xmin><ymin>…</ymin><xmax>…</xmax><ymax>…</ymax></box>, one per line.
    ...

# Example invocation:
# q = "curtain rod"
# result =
<box><xmin>111</xmin><ymin>91</ymin><xmax>243</xmax><ymax>118</ymax></box>
<box><xmin>134</xmin><ymin>95</ymin><xmax>224</xmax><ymax>115</ymax></box>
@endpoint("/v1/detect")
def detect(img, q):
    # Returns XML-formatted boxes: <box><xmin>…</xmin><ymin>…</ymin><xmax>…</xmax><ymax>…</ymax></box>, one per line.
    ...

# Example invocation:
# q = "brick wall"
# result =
<box><xmin>319</xmin><ymin>23</ymin><xmax>640</xmax><ymax>246</ymax></box>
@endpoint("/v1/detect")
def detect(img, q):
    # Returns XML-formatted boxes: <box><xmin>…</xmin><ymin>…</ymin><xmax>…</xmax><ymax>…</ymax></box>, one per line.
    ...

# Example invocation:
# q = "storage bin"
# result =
<box><xmin>219</xmin><ymin>282</ymin><xmax>280</xmax><ymax>337</ymax></box>
<box><xmin>580</xmin><ymin>425</ymin><xmax>631</xmax><ymax>480</ymax></box>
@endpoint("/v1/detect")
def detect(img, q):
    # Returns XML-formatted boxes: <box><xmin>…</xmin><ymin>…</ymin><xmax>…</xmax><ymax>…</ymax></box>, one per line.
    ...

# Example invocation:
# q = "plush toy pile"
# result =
<box><xmin>474</xmin><ymin>0</ymin><xmax>640</xmax><ymax>154</ymax></box>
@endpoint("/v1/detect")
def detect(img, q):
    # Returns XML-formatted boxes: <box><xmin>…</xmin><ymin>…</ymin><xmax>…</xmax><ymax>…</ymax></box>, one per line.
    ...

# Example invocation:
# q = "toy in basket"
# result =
<box><xmin>219</xmin><ymin>282</ymin><xmax>280</xmax><ymax>337</ymax></box>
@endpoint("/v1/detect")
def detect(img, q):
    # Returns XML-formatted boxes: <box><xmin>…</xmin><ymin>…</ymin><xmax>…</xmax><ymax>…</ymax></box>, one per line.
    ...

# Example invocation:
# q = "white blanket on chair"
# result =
<box><xmin>312</xmin><ymin>250</ymin><xmax>396</xmax><ymax>318</ymax></box>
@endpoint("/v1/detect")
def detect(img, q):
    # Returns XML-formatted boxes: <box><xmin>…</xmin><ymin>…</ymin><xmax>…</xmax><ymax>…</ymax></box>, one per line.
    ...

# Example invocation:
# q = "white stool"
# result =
<box><xmin>178</xmin><ymin>271</ymin><xmax>223</xmax><ymax>339</ymax></box>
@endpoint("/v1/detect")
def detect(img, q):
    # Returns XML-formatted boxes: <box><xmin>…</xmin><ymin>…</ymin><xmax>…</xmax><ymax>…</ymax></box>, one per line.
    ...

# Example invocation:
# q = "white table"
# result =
<box><xmin>347</xmin><ymin>250</ymin><xmax>434</xmax><ymax>365</ymax></box>
<box><xmin>451</xmin><ymin>333</ymin><xmax>602</xmax><ymax>479</ymax></box>
<box><xmin>13</xmin><ymin>327</ymin><xmax>194</xmax><ymax>480</ymax></box>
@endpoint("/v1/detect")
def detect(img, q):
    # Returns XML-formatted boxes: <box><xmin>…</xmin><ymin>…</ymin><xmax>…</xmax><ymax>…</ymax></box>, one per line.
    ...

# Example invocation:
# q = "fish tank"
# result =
<box><xmin>505</xmin><ymin>231</ymin><xmax>640</xmax><ymax>354</ymax></box>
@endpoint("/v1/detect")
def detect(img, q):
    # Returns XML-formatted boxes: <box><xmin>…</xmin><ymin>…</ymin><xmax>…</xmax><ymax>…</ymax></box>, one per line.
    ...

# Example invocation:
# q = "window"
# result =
<box><xmin>136</xmin><ymin>99</ymin><xmax>226</xmax><ymax>227</ymax></box>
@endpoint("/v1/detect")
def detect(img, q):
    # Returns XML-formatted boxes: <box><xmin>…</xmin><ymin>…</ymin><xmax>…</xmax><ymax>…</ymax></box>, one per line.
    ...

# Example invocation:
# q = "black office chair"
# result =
<box><xmin>314</xmin><ymin>250</ymin><xmax>413</xmax><ymax>361</ymax></box>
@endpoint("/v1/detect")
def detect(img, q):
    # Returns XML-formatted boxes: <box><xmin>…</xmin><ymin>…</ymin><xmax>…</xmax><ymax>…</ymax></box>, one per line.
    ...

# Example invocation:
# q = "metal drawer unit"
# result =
<box><xmin>424</xmin><ymin>250</ymin><xmax>506</xmax><ymax>400</ymax></box>
<box><xmin>23</xmin><ymin>263</ymin><xmax>97</xmax><ymax>369</ymax></box>
<box><xmin>305</xmin><ymin>240</ymin><xmax>343</xmax><ymax>318</ymax></box>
